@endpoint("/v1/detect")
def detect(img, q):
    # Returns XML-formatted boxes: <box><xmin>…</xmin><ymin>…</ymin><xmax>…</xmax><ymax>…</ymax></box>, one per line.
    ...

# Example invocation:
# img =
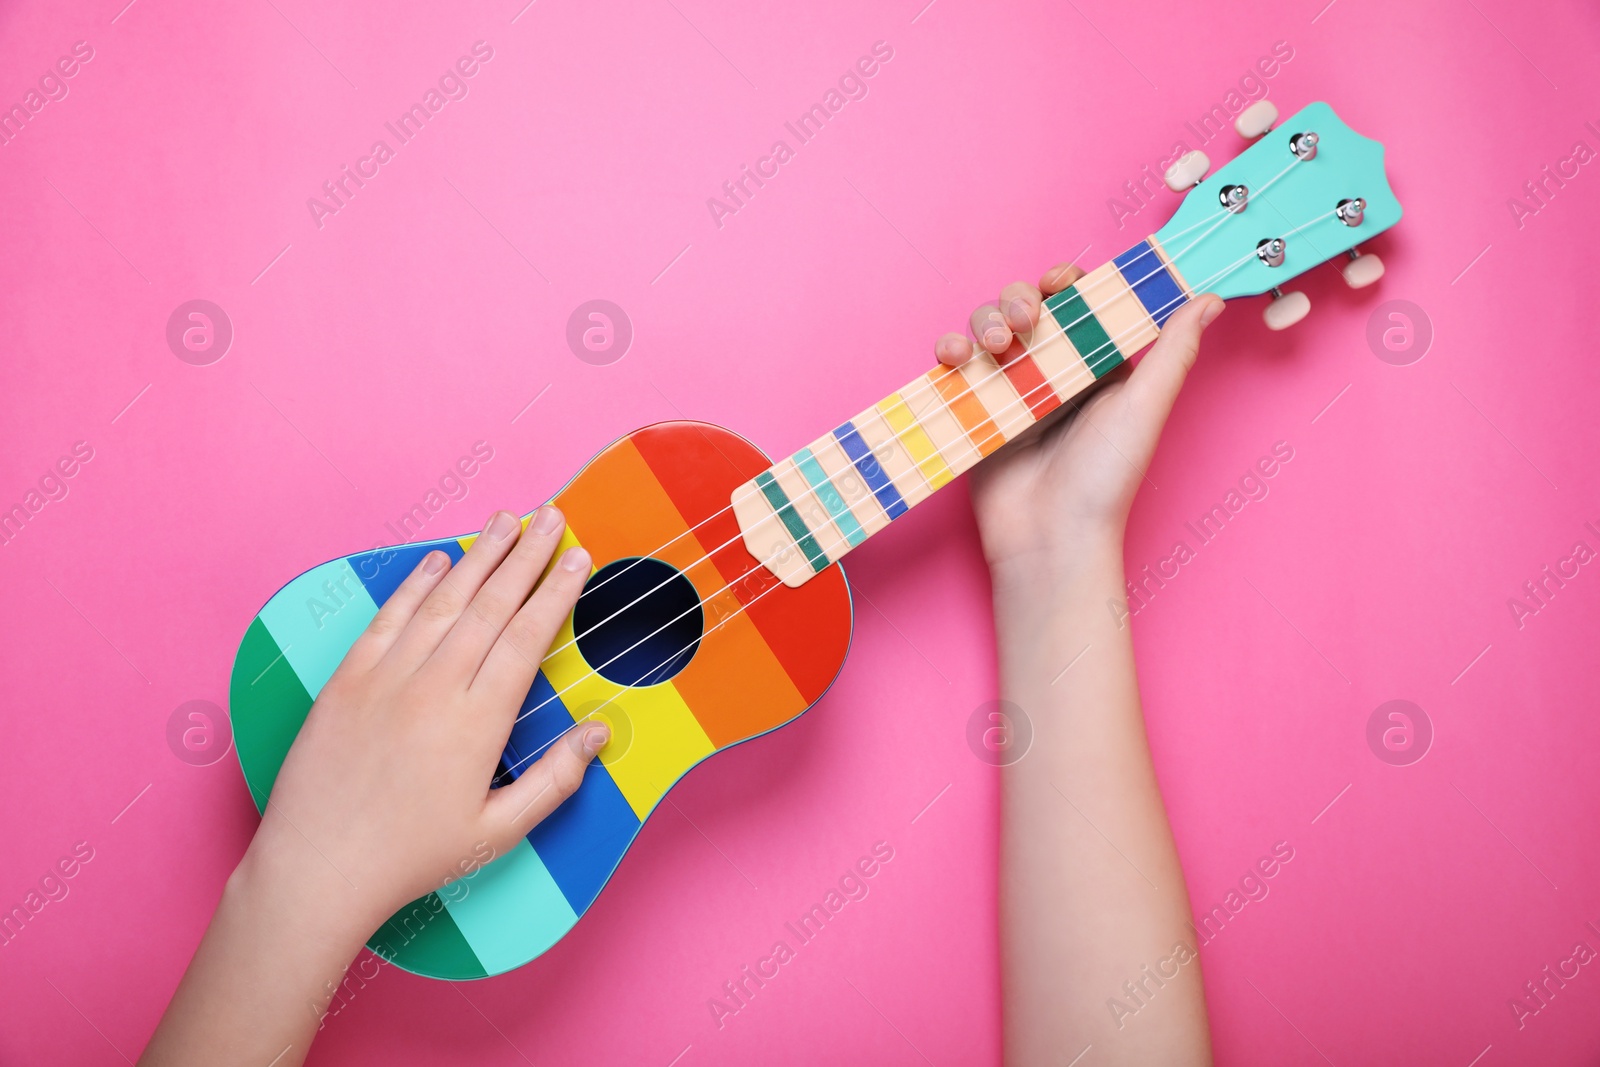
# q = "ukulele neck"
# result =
<box><xmin>732</xmin><ymin>236</ymin><xmax>1194</xmax><ymax>587</ymax></box>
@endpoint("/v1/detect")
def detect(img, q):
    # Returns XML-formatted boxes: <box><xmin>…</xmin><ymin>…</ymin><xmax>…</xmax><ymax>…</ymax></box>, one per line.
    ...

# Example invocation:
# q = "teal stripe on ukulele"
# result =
<box><xmin>1045</xmin><ymin>285</ymin><xmax>1124</xmax><ymax>378</ymax></box>
<box><xmin>754</xmin><ymin>470</ymin><xmax>830</xmax><ymax>573</ymax></box>
<box><xmin>794</xmin><ymin>447</ymin><xmax>865</xmax><ymax>548</ymax></box>
<box><xmin>834</xmin><ymin>421</ymin><xmax>908</xmax><ymax>519</ymax></box>
<box><xmin>257</xmin><ymin>559</ymin><xmax>378</xmax><ymax>699</ymax></box>
<box><xmin>443</xmin><ymin>838</ymin><xmax>579</xmax><ymax>977</ymax></box>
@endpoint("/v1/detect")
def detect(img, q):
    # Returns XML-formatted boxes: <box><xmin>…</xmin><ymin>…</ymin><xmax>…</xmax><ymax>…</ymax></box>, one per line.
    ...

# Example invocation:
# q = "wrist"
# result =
<box><xmin>231</xmin><ymin>822</ymin><xmax>384</xmax><ymax>964</ymax></box>
<box><xmin>988</xmin><ymin>535</ymin><xmax>1125</xmax><ymax>606</ymax></box>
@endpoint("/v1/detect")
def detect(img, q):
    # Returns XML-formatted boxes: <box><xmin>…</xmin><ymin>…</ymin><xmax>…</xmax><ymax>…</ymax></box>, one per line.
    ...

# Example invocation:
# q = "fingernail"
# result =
<box><xmin>582</xmin><ymin>726</ymin><xmax>610</xmax><ymax>755</ymax></box>
<box><xmin>483</xmin><ymin>511</ymin><xmax>518</xmax><ymax>541</ymax></box>
<box><xmin>559</xmin><ymin>546</ymin><xmax>590</xmax><ymax>573</ymax></box>
<box><xmin>423</xmin><ymin>551</ymin><xmax>448</xmax><ymax>575</ymax></box>
<box><xmin>1006</xmin><ymin>299</ymin><xmax>1032</xmax><ymax>331</ymax></box>
<box><xmin>532</xmin><ymin>505</ymin><xmax>563</xmax><ymax>535</ymax></box>
<box><xmin>982</xmin><ymin>327</ymin><xmax>1009</xmax><ymax>350</ymax></box>
<box><xmin>1199</xmin><ymin>298</ymin><xmax>1226</xmax><ymax>328</ymax></box>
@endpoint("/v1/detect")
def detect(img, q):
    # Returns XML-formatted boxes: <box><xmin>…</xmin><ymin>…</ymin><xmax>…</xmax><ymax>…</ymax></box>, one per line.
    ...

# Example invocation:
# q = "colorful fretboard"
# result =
<box><xmin>733</xmin><ymin>237</ymin><xmax>1192</xmax><ymax>585</ymax></box>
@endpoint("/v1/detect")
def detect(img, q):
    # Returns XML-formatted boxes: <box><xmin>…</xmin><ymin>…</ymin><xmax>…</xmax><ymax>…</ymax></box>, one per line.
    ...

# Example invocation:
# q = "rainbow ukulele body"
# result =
<box><xmin>231</xmin><ymin>101</ymin><xmax>1401</xmax><ymax>979</ymax></box>
<box><xmin>229</xmin><ymin>423</ymin><xmax>853</xmax><ymax>978</ymax></box>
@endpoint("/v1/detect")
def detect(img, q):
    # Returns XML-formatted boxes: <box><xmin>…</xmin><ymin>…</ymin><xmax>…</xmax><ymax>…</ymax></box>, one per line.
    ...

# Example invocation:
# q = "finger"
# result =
<box><xmin>391</xmin><ymin>510</ymin><xmax>524</xmax><ymax>668</ymax></box>
<box><xmin>999</xmin><ymin>281</ymin><xmax>1041</xmax><ymax>334</ymax></box>
<box><xmin>436</xmin><ymin>505</ymin><xmax>568</xmax><ymax>676</ymax></box>
<box><xmin>1039</xmin><ymin>262</ymin><xmax>1086</xmax><ymax>296</ymax></box>
<box><xmin>935</xmin><ymin>331</ymin><xmax>974</xmax><ymax>367</ymax></box>
<box><xmin>344</xmin><ymin>550</ymin><xmax>452</xmax><ymax>671</ymax></box>
<box><xmin>1120</xmin><ymin>295</ymin><xmax>1224</xmax><ymax>444</ymax></box>
<box><xmin>484</xmin><ymin>720</ymin><xmax>610</xmax><ymax>845</ymax></box>
<box><xmin>970</xmin><ymin>304</ymin><xmax>1011</xmax><ymax>355</ymax></box>
<box><xmin>472</xmin><ymin>544</ymin><xmax>591</xmax><ymax>703</ymax></box>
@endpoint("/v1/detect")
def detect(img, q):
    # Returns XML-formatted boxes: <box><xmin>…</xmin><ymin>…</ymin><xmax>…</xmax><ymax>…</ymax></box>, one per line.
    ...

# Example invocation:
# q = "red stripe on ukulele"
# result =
<box><xmin>630</xmin><ymin>423</ymin><xmax>852</xmax><ymax>706</ymax></box>
<box><xmin>998</xmin><ymin>337</ymin><xmax>1061</xmax><ymax>420</ymax></box>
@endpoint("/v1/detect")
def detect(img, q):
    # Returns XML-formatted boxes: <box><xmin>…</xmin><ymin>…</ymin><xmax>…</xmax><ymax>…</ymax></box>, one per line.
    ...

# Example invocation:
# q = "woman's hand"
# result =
<box><xmin>934</xmin><ymin>264</ymin><xmax>1224</xmax><ymax>581</ymax></box>
<box><xmin>141</xmin><ymin>506</ymin><xmax>608</xmax><ymax>1067</ymax></box>
<box><xmin>254</xmin><ymin>505</ymin><xmax>607</xmax><ymax>929</ymax></box>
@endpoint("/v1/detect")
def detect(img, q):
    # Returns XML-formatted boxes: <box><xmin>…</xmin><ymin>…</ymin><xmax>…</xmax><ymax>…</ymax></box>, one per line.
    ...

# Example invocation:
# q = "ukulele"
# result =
<box><xmin>229</xmin><ymin>99</ymin><xmax>1401</xmax><ymax>979</ymax></box>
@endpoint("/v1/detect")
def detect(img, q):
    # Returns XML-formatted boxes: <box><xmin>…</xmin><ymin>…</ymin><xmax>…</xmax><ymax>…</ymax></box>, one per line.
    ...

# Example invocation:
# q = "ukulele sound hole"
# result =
<box><xmin>572</xmin><ymin>557</ymin><xmax>704</xmax><ymax>687</ymax></box>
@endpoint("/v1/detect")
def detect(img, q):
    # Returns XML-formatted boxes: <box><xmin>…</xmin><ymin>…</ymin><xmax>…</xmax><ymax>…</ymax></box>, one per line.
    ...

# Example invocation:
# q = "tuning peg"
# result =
<box><xmin>1262</xmin><ymin>288</ymin><xmax>1310</xmax><ymax>331</ymax></box>
<box><xmin>1163</xmin><ymin>150</ymin><xmax>1210</xmax><ymax>192</ymax></box>
<box><xmin>1234</xmin><ymin>100</ymin><xmax>1278</xmax><ymax>138</ymax></box>
<box><xmin>1341</xmin><ymin>247</ymin><xmax>1385</xmax><ymax>288</ymax></box>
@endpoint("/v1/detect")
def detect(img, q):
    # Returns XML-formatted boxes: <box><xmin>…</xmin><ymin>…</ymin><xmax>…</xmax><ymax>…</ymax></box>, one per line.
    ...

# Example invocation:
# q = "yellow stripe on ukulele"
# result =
<box><xmin>877</xmin><ymin>393</ymin><xmax>953</xmax><ymax>491</ymax></box>
<box><xmin>900</xmin><ymin>372</ymin><xmax>979</xmax><ymax>477</ymax></box>
<box><xmin>537</xmin><ymin>524</ymin><xmax>715</xmax><ymax>820</ymax></box>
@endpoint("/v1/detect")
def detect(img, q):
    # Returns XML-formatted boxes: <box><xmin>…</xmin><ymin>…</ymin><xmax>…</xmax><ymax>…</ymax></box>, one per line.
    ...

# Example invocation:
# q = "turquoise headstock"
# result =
<box><xmin>1152</xmin><ymin>101</ymin><xmax>1401</xmax><ymax>307</ymax></box>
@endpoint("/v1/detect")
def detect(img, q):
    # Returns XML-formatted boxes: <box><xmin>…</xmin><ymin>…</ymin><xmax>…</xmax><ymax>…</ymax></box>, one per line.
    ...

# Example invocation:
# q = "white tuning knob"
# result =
<box><xmin>1341</xmin><ymin>250</ymin><xmax>1385</xmax><ymax>288</ymax></box>
<box><xmin>1234</xmin><ymin>100</ymin><xmax>1278</xmax><ymax>138</ymax></box>
<box><xmin>1262</xmin><ymin>289</ymin><xmax>1310</xmax><ymax>331</ymax></box>
<box><xmin>1163</xmin><ymin>150</ymin><xmax>1210</xmax><ymax>192</ymax></box>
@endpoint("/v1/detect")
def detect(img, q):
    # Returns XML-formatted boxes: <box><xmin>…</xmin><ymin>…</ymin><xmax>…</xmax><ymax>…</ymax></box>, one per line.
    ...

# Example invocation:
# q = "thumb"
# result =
<box><xmin>1123</xmin><ymin>294</ymin><xmax>1224</xmax><ymax>432</ymax></box>
<box><xmin>485</xmin><ymin>720</ymin><xmax>610</xmax><ymax>846</ymax></box>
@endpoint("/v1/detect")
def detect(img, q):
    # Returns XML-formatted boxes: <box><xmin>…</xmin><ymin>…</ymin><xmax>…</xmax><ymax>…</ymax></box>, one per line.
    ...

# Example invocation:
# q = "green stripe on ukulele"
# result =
<box><xmin>228</xmin><ymin>618</ymin><xmax>314</xmax><ymax>813</ymax></box>
<box><xmin>369</xmin><ymin>893</ymin><xmax>487</xmax><ymax>980</ymax></box>
<box><xmin>1045</xmin><ymin>284</ymin><xmax>1124</xmax><ymax>378</ymax></box>
<box><xmin>754</xmin><ymin>470</ymin><xmax>829</xmax><ymax>573</ymax></box>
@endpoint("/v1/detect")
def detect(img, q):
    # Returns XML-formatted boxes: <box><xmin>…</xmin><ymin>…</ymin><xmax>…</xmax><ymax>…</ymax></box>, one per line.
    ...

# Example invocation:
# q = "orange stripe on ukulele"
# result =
<box><xmin>997</xmin><ymin>337</ymin><xmax>1061</xmax><ymax>420</ymax></box>
<box><xmin>630</xmin><ymin>424</ymin><xmax>851</xmax><ymax>731</ymax></box>
<box><xmin>929</xmin><ymin>365</ymin><xmax>1004</xmax><ymax>458</ymax></box>
<box><xmin>555</xmin><ymin>434</ymin><xmax>809</xmax><ymax>748</ymax></box>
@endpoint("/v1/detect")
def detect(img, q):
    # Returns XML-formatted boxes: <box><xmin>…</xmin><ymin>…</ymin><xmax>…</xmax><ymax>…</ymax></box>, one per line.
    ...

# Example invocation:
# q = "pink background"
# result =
<box><xmin>2</xmin><ymin>0</ymin><xmax>1598</xmax><ymax>1062</ymax></box>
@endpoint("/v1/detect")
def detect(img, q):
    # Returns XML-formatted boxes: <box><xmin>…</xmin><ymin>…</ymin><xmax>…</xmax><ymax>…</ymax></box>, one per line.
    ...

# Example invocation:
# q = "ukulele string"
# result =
<box><xmin>490</xmin><ymin>222</ymin><xmax>1317</xmax><ymax>782</ymax></box>
<box><xmin>529</xmin><ymin>153</ymin><xmax>1313</xmax><ymax>645</ymax></box>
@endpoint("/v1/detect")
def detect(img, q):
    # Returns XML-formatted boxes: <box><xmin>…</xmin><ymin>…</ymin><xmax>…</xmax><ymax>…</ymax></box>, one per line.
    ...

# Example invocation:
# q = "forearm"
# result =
<box><xmin>140</xmin><ymin>827</ymin><xmax>374</xmax><ymax>1067</ymax></box>
<box><xmin>995</xmin><ymin>543</ymin><xmax>1210</xmax><ymax>1067</ymax></box>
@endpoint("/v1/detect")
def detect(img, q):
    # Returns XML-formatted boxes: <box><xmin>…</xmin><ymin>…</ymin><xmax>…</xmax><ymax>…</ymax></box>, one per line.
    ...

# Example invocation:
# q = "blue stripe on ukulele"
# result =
<box><xmin>833</xmin><ymin>421</ymin><xmax>907</xmax><ymax>519</ymax></box>
<box><xmin>1113</xmin><ymin>240</ymin><xmax>1188</xmax><ymax>327</ymax></box>
<box><xmin>350</xmin><ymin>539</ymin><xmax>466</xmax><ymax>608</ymax></box>
<box><xmin>501</xmin><ymin>672</ymin><xmax>641</xmax><ymax>914</ymax></box>
<box><xmin>795</xmin><ymin>447</ymin><xmax>866</xmax><ymax>547</ymax></box>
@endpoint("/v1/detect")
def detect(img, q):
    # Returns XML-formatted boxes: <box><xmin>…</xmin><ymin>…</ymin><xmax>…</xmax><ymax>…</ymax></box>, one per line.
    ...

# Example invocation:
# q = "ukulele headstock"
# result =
<box><xmin>1153</xmin><ymin>101</ymin><xmax>1402</xmax><ymax>329</ymax></box>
